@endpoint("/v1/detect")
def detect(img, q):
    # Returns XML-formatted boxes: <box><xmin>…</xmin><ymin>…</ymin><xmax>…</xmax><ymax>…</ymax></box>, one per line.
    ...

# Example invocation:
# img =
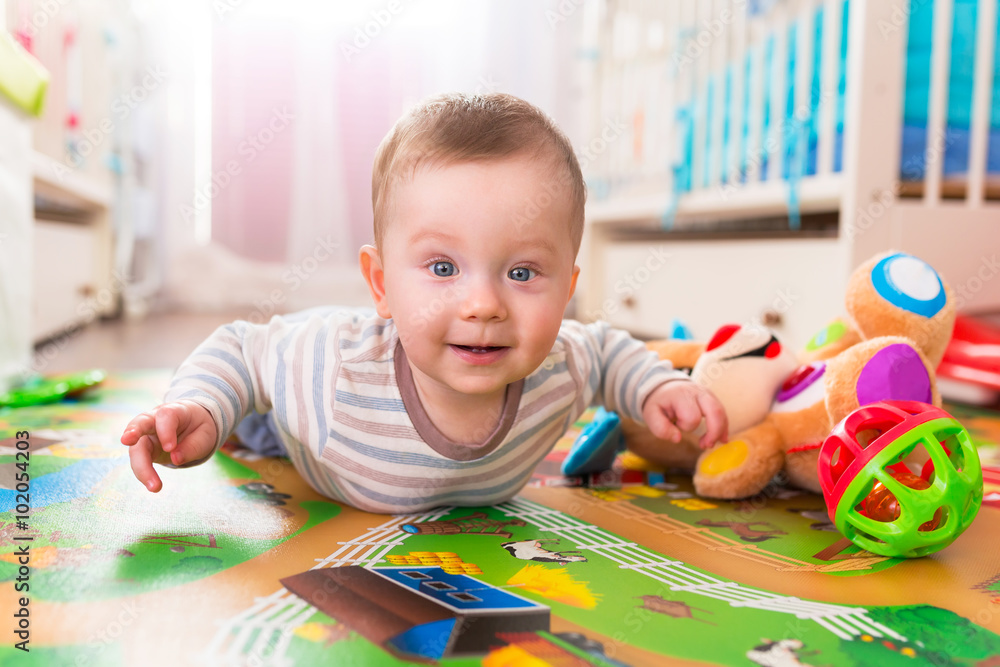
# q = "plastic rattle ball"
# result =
<box><xmin>818</xmin><ymin>400</ymin><xmax>982</xmax><ymax>558</ymax></box>
<box><xmin>862</xmin><ymin>470</ymin><xmax>941</xmax><ymax>531</ymax></box>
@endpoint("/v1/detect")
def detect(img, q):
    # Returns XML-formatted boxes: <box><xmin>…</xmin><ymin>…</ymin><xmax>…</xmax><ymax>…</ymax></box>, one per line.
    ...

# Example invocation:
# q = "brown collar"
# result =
<box><xmin>393</xmin><ymin>339</ymin><xmax>524</xmax><ymax>461</ymax></box>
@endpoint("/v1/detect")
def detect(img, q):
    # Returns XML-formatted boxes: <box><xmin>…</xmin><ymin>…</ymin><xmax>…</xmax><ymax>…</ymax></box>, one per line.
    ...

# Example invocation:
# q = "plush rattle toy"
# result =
<box><xmin>818</xmin><ymin>400</ymin><xmax>982</xmax><ymax>558</ymax></box>
<box><xmin>622</xmin><ymin>251</ymin><xmax>957</xmax><ymax>499</ymax></box>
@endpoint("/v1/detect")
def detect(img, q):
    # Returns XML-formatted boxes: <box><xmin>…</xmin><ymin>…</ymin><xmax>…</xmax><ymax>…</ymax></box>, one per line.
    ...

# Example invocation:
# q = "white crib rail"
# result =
<box><xmin>924</xmin><ymin>0</ymin><xmax>954</xmax><ymax>206</ymax></box>
<box><xmin>968</xmin><ymin>0</ymin><xmax>998</xmax><ymax>207</ymax></box>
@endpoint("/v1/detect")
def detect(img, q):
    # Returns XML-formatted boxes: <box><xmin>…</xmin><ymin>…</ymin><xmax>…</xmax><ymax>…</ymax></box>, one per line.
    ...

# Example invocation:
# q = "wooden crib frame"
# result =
<box><xmin>579</xmin><ymin>0</ymin><xmax>1000</xmax><ymax>345</ymax></box>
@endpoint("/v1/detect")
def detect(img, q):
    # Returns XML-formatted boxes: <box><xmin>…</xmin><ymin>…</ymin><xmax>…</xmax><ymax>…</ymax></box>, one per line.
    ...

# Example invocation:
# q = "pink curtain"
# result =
<box><xmin>207</xmin><ymin>1</ymin><xmax>575</xmax><ymax>268</ymax></box>
<box><xmin>211</xmin><ymin>19</ymin><xmax>297</xmax><ymax>262</ymax></box>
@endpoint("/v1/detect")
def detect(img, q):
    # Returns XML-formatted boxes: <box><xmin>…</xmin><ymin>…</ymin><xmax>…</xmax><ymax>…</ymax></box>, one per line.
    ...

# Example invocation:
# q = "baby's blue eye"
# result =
<box><xmin>509</xmin><ymin>267</ymin><xmax>535</xmax><ymax>282</ymax></box>
<box><xmin>431</xmin><ymin>261</ymin><xmax>456</xmax><ymax>277</ymax></box>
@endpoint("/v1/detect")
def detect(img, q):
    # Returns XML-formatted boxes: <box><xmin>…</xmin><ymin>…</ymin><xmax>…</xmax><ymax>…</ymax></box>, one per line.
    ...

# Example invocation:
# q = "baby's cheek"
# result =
<box><xmin>529</xmin><ymin>328</ymin><xmax>562</xmax><ymax>362</ymax></box>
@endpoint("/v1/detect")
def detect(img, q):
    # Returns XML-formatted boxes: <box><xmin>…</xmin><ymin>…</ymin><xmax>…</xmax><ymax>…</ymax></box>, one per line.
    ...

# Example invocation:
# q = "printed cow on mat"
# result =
<box><xmin>501</xmin><ymin>539</ymin><xmax>588</xmax><ymax>564</ymax></box>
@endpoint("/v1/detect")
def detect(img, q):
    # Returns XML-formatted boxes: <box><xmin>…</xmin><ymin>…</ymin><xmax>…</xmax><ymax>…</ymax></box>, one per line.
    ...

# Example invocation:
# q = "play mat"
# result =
<box><xmin>4</xmin><ymin>370</ymin><xmax>1000</xmax><ymax>666</ymax></box>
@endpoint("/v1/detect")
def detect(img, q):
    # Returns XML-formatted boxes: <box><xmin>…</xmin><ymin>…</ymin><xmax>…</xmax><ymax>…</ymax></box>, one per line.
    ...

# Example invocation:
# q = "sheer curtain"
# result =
<box><xmin>158</xmin><ymin>0</ymin><xmax>583</xmax><ymax>315</ymax></box>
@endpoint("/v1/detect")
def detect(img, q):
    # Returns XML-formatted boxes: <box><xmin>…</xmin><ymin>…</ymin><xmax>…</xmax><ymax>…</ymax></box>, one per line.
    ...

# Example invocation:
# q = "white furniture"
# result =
<box><xmin>4</xmin><ymin>0</ymin><xmax>141</xmax><ymax>343</ymax></box>
<box><xmin>31</xmin><ymin>150</ymin><xmax>114</xmax><ymax>341</ymax></box>
<box><xmin>0</xmin><ymin>95</ymin><xmax>33</xmax><ymax>390</ymax></box>
<box><xmin>577</xmin><ymin>0</ymin><xmax>1000</xmax><ymax>348</ymax></box>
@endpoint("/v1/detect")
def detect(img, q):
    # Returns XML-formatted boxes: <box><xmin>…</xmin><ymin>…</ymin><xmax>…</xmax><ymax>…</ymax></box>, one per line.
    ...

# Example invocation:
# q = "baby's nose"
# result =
<box><xmin>460</xmin><ymin>282</ymin><xmax>507</xmax><ymax>321</ymax></box>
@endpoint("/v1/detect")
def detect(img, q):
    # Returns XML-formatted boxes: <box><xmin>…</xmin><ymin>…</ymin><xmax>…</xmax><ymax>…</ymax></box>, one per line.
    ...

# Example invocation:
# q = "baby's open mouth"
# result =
<box><xmin>453</xmin><ymin>345</ymin><xmax>506</xmax><ymax>353</ymax></box>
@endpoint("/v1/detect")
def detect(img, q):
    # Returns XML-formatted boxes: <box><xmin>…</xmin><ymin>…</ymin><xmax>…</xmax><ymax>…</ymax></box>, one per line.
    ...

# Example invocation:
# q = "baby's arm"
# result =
<box><xmin>563</xmin><ymin>320</ymin><xmax>727</xmax><ymax>448</ymax></box>
<box><xmin>120</xmin><ymin>400</ymin><xmax>218</xmax><ymax>491</ymax></box>
<box><xmin>120</xmin><ymin>319</ymin><xmax>278</xmax><ymax>492</ymax></box>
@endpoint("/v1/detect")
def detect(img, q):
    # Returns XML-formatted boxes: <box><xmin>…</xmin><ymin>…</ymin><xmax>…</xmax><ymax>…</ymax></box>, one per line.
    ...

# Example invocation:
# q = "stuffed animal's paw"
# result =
<box><xmin>692</xmin><ymin>421</ymin><xmax>784</xmax><ymax>499</ymax></box>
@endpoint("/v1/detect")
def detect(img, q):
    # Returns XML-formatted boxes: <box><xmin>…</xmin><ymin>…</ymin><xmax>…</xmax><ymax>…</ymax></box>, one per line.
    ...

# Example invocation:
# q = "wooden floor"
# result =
<box><xmin>33</xmin><ymin>309</ymin><xmax>248</xmax><ymax>375</ymax></box>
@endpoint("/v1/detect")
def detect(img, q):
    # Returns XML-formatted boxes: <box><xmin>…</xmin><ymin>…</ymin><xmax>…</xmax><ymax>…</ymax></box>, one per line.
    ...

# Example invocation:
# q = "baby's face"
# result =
<box><xmin>376</xmin><ymin>154</ymin><xmax>579</xmax><ymax>398</ymax></box>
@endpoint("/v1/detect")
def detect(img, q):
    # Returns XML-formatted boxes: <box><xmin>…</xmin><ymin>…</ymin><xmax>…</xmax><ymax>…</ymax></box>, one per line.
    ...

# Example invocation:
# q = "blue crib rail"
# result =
<box><xmin>670</xmin><ymin>0</ymin><xmax>999</xmax><ymax>217</ymax></box>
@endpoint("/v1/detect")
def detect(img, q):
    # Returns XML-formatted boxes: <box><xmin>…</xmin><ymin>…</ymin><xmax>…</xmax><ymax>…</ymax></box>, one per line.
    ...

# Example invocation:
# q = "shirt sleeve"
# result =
<box><xmin>161</xmin><ymin>315</ymin><xmax>297</xmax><ymax>464</ymax></box>
<box><xmin>560</xmin><ymin>319</ymin><xmax>691</xmax><ymax>423</ymax></box>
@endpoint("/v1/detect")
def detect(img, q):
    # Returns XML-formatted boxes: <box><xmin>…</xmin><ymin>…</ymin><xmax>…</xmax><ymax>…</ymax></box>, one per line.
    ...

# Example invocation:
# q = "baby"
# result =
<box><xmin>121</xmin><ymin>92</ymin><xmax>728</xmax><ymax>513</ymax></box>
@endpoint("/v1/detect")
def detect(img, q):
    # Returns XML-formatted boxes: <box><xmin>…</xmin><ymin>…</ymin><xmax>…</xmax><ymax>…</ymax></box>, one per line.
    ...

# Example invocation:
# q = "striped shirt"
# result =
<box><xmin>164</xmin><ymin>308</ymin><xmax>688</xmax><ymax>513</ymax></box>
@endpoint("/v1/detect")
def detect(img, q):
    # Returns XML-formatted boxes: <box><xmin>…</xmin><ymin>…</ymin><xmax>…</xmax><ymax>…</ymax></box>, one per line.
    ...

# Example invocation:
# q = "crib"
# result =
<box><xmin>578</xmin><ymin>0</ymin><xmax>1000</xmax><ymax>348</ymax></box>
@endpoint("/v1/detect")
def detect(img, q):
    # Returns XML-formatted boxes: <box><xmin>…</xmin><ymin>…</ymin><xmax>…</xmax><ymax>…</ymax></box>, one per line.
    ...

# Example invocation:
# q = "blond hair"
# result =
<box><xmin>371</xmin><ymin>92</ymin><xmax>586</xmax><ymax>254</ymax></box>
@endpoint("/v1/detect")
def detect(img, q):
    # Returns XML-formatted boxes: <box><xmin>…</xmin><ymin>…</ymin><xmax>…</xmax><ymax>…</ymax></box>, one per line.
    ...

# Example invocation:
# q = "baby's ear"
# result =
<box><xmin>359</xmin><ymin>245</ymin><xmax>392</xmax><ymax>318</ymax></box>
<box><xmin>567</xmin><ymin>264</ymin><xmax>580</xmax><ymax>302</ymax></box>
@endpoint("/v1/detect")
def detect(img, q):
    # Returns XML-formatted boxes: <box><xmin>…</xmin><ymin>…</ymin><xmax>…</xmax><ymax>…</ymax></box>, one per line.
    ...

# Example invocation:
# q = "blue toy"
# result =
<box><xmin>561</xmin><ymin>407</ymin><xmax>625</xmax><ymax>476</ymax></box>
<box><xmin>669</xmin><ymin>318</ymin><xmax>694</xmax><ymax>340</ymax></box>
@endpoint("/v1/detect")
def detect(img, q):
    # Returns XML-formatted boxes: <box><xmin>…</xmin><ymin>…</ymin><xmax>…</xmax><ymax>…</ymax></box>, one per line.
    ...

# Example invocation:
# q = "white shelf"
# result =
<box><xmin>586</xmin><ymin>173</ymin><xmax>844</xmax><ymax>226</ymax></box>
<box><xmin>31</xmin><ymin>150</ymin><xmax>113</xmax><ymax>212</ymax></box>
<box><xmin>29</xmin><ymin>150</ymin><xmax>114</xmax><ymax>342</ymax></box>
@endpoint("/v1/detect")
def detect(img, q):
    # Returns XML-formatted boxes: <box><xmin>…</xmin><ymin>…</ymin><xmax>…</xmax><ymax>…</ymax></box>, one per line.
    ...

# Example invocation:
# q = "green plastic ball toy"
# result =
<box><xmin>818</xmin><ymin>400</ymin><xmax>983</xmax><ymax>558</ymax></box>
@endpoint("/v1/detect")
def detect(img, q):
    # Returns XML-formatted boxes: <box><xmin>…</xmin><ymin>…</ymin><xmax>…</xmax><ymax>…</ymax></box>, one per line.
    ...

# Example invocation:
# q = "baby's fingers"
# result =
<box><xmin>154</xmin><ymin>405</ymin><xmax>185</xmax><ymax>453</ymax></box>
<box><xmin>672</xmin><ymin>396</ymin><xmax>704</xmax><ymax>433</ymax></box>
<box><xmin>120</xmin><ymin>413</ymin><xmax>156</xmax><ymax>446</ymax></box>
<box><xmin>129</xmin><ymin>435</ymin><xmax>164</xmax><ymax>492</ymax></box>
<box><xmin>647</xmin><ymin>406</ymin><xmax>683</xmax><ymax>444</ymax></box>
<box><xmin>697</xmin><ymin>393</ymin><xmax>729</xmax><ymax>449</ymax></box>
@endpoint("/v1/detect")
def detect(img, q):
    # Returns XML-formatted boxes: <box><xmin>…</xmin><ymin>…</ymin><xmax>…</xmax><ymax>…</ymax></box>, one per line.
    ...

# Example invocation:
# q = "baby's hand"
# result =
<box><xmin>120</xmin><ymin>400</ymin><xmax>218</xmax><ymax>492</ymax></box>
<box><xmin>641</xmin><ymin>381</ymin><xmax>728</xmax><ymax>450</ymax></box>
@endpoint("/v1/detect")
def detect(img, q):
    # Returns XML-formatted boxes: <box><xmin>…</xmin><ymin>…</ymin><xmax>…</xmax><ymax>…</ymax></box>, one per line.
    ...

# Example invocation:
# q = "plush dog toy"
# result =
<box><xmin>623</xmin><ymin>252</ymin><xmax>956</xmax><ymax>499</ymax></box>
